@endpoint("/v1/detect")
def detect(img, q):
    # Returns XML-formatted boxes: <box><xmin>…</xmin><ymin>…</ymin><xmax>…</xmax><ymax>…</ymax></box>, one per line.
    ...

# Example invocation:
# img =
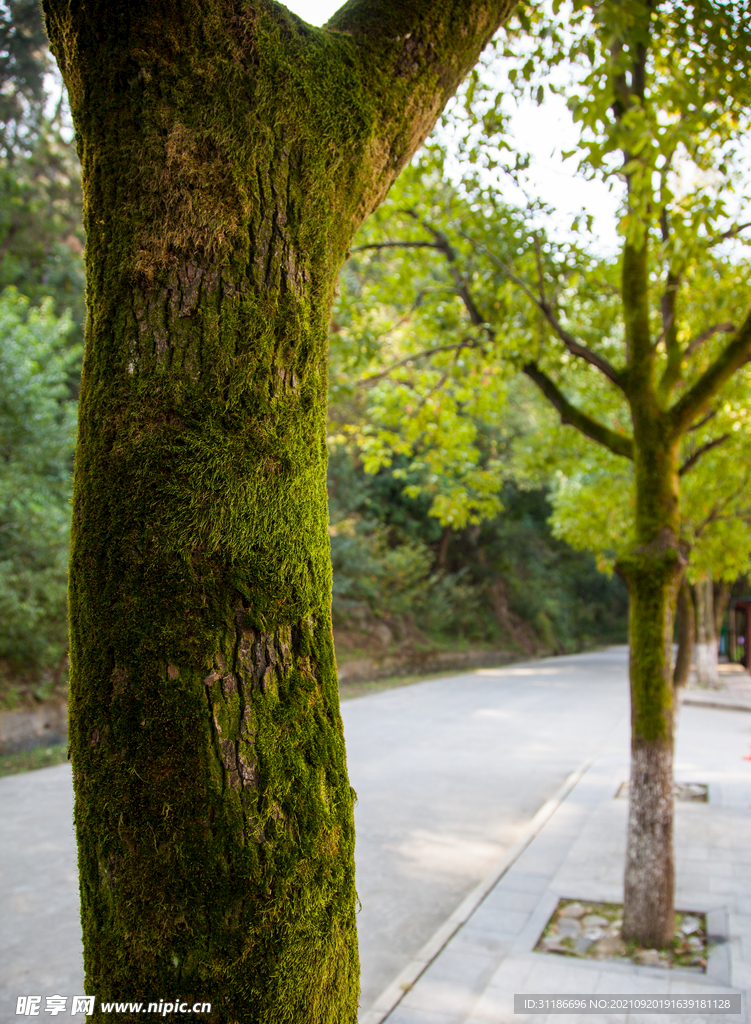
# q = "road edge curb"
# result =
<box><xmin>358</xmin><ymin>756</ymin><xmax>594</xmax><ymax>1024</ymax></box>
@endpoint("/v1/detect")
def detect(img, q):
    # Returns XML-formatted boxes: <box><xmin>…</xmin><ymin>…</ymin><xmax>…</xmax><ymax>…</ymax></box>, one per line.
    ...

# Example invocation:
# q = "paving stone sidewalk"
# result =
<box><xmin>371</xmin><ymin>703</ymin><xmax>751</xmax><ymax>1024</ymax></box>
<box><xmin>683</xmin><ymin>663</ymin><xmax>751</xmax><ymax>714</ymax></box>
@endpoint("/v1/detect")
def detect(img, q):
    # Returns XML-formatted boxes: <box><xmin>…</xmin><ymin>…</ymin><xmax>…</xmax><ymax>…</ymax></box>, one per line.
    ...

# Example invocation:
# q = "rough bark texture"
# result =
<box><xmin>619</xmin><ymin>527</ymin><xmax>681</xmax><ymax>947</ymax></box>
<box><xmin>617</xmin><ymin>237</ymin><xmax>683</xmax><ymax>950</ymax></box>
<box><xmin>622</xmin><ymin>740</ymin><xmax>674</xmax><ymax>947</ymax></box>
<box><xmin>39</xmin><ymin>1</ymin><xmax>516</xmax><ymax>1020</ymax></box>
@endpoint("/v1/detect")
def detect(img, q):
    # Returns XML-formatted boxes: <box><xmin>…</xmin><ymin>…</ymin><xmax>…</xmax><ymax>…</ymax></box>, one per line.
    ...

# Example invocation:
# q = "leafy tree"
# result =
<box><xmin>0</xmin><ymin>287</ymin><xmax>77</xmax><ymax>696</ymax></box>
<box><xmin>496</xmin><ymin>0</ymin><xmax>751</xmax><ymax>947</ymax></box>
<box><xmin>39</xmin><ymin>1</ymin><xmax>520</xmax><ymax>1019</ymax></box>
<box><xmin>327</xmin><ymin>440</ymin><xmax>628</xmax><ymax>655</ymax></box>
<box><xmin>335</xmin><ymin>0</ymin><xmax>751</xmax><ymax>947</ymax></box>
<box><xmin>330</xmin><ymin>180</ymin><xmax>628</xmax><ymax>654</ymax></box>
<box><xmin>519</xmin><ymin>380</ymin><xmax>751</xmax><ymax>691</ymax></box>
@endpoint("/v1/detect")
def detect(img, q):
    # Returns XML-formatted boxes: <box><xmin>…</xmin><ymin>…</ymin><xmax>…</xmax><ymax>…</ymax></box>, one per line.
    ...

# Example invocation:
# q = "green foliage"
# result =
<box><xmin>328</xmin><ymin>444</ymin><xmax>488</xmax><ymax>643</ymax></box>
<box><xmin>0</xmin><ymin>741</ymin><xmax>68</xmax><ymax>776</ymax></box>
<box><xmin>0</xmin><ymin>287</ymin><xmax>78</xmax><ymax>685</ymax></box>
<box><xmin>0</xmin><ymin>0</ymin><xmax>50</xmax><ymax>160</ymax></box>
<box><xmin>0</xmin><ymin>122</ymin><xmax>85</xmax><ymax>331</ymax></box>
<box><xmin>0</xmin><ymin>0</ymin><xmax>83</xmax><ymax>702</ymax></box>
<box><xmin>327</xmin><ymin>440</ymin><xmax>628</xmax><ymax>654</ymax></box>
<box><xmin>0</xmin><ymin>1</ymin><xmax>85</xmax><ymax>347</ymax></box>
<box><xmin>332</xmin><ymin>18</ymin><xmax>751</xmax><ymax>602</ymax></box>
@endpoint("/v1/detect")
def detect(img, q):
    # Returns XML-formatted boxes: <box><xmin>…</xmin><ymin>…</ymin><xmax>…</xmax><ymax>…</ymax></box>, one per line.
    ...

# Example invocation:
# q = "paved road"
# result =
<box><xmin>0</xmin><ymin>647</ymin><xmax>631</xmax><ymax>1022</ymax></box>
<box><xmin>344</xmin><ymin>647</ymin><xmax>630</xmax><ymax>1009</ymax></box>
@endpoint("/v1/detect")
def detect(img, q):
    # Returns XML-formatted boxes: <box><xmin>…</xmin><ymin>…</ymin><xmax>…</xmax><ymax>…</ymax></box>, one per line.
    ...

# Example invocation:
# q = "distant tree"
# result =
<box><xmin>337</xmin><ymin>0</ymin><xmax>751</xmax><ymax>947</ymax></box>
<box><xmin>0</xmin><ymin>287</ymin><xmax>78</xmax><ymax>690</ymax></box>
<box><xmin>0</xmin><ymin>121</ymin><xmax>85</xmax><ymax>332</ymax></box>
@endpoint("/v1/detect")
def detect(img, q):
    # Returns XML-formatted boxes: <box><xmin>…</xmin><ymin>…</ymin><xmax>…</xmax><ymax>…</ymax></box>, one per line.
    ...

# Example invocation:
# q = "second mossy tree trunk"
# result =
<box><xmin>618</xmin><ymin>399</ymin><xmax>683</xmax><ymax>949</ymax></box>
<box><xmin>40</xmin><ymin>1</ymin><xmax>515</xmax><ymax>1021</ymax></box>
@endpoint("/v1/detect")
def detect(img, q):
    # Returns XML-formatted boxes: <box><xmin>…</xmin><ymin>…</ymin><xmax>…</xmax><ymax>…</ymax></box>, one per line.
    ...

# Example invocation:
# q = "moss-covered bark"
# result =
<box><xmin>614</xmin><ymin>233</ymin><xmax>685</xmax><ymax>948</ymax></box>
<box><xmin>40</xmin><ymin>1</ymin><xmax>516</xmax><ymax>1020</ymax></box>
<box><xmin>617</xmin><ymin>427</ymin><xmax>683</xmax><ymax>948</ymax></box>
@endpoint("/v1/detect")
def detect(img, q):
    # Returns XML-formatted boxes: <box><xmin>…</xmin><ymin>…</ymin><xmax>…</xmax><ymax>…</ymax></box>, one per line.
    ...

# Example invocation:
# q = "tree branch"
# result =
<box><xmin>351</xmin><ymin>241</ymin><xmax>442</xmax><ymax>253</ymax></box>
<box><xmin>705</xmin><ymin>221</ymin><xmax>751</xmax><ymax>247</ymax></box>
<box><xmin>523</xmin><ymin>363</ymin><xmax>634</xmax><ymax>460</ymax></box>
<box><xmin>357</xmin><ymin>337</ymin><xmax>479</xmax><ymax>386</ymax></box>
<box><xmin>467</xmin><ymin>238</ymin><xmax>625</xmax><ymax>389</ymax></box>
<box><xmin>684</xmin><ymin>322</ymin><xmax>735</xmax><ymax>357</ymax></box>
<box><xmin>656</xmin><ymin>250</ymin><xmax>682</xmax><ymax>398</ymax></box>
<box><xmin>678</xmin><ymin>434</ymin><xmax>731</xmax><ymax>476</ymax></box>
<box><xmin>324</xmin><ymin>0</ymin><xmax>519</xmax><ymax>223</ymax></box>
<box><xmin>410</xmin><ymin>219</ymin><xmax>491</xmax><ymax>329</ymax></box>
<box><xmin>669</xmin><ymin>310</ymin><xmax>751</xmax><ymax>436</ymax></box>
<box><xmin>687</xmin><ymin>408</ymin><xmax>716</xmax><ymax>433</ymax></box>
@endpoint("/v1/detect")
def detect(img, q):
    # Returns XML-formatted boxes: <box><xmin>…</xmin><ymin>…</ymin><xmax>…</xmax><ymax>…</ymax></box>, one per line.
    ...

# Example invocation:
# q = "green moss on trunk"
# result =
<box><xmin>41</xmin><ymin>0</ymin><xmax>517</xmax><ymax>1018</ymax></box>
<box><xmin>68</xmin><ymin>267</ymin><xmax>359</xmax><ymax>1020</ymax></box>
<box><xmin>617</xmin><ymin>429</ymin><xmax>683</xmax><ymax>949</ymax></box>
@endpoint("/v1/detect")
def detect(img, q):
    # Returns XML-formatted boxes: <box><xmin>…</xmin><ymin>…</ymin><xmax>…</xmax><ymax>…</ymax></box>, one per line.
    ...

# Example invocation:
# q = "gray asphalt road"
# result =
<box><xmin>344</xmin><ymin>647</ymin><xmax>630</xmax><ymax>1009</ymax></box>
<box><xmin>0</xmin><ymin>647</ymin><xmax>631</xmax><ymax>1021</ymax></box>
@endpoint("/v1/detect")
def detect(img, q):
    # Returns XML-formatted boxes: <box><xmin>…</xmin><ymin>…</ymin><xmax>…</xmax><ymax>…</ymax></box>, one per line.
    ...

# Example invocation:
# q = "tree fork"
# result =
<box><xmin>41</xmin><ymin>0</ymin><xmax>517</xmax><ymax>1020</ymax></box>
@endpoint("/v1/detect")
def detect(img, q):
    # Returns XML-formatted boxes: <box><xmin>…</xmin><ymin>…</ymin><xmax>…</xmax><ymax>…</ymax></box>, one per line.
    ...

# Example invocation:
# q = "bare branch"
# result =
<box><xmin>357</xmin><ymin>338</ymin><xmax>479</xmax><ymax>387</ymax></box>
<box><xmin>351</xmin><ymin>240</ymin><xmax>442</xmax><ymax>254</ymax></box>
<box><xmin>466</xmin><ymin>238</ymin><xmax>625</xmax><ymax>389</ymax></box>
<box><xmin>669</xmin><ymin>309</ymin><xmax>751</xmax><ymax>436</ymax></box>
<box><xmin>685</xmin><ymin>322</ymin><xmax>735</xmax><ymax>357</ymax></box>
<box><xmin>693</xmin><ymin>470</ymin><xmax>751</xmax><ymax>536</ymax></box>
<box><xmin>523</xmin><ymin>363</ymin><xmax>634</xmax><ymax>460</ymax></box>
<box><xmin>706</xmin><ymin>221</ymin><xmax>751</xmax><ymax>247</ymax></box>
<box><xmin>416</xmin><ymin>222</ymin><xmax>490</xmax><ymax>329</ymax></box>
<box><xmin>679</xmin><ymin>434</ymin><xmax>731</xmax><ymax>476</ymax></box>
<box><xmin>416</xmin><ymin>368</ymin><xmax>450</xmax><ymax>410</ymax></box>
<box><xmin>687</xmin><ymin>409</ymin><xmax>717</xmax><ymax>433</ymax></box>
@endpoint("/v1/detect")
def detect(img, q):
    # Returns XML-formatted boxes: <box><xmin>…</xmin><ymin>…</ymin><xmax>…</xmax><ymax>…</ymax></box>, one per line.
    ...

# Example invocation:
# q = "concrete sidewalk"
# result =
<box><xmin>368</xmin><ymin>701</ymin><xmax>751</xmax><ymax>1024</ymax></box>
<box><xmin>683</xmin><ymin>662</ymin><xmax>751</xmax><ymax>715</ymax></box>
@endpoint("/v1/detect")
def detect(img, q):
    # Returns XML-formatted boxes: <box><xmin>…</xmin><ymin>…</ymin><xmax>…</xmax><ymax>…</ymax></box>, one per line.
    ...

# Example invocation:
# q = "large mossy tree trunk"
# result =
<box><xmin>40</xmin><ymin>2</ymin><xmax>514</xmax><ymax>1020</ymax></box>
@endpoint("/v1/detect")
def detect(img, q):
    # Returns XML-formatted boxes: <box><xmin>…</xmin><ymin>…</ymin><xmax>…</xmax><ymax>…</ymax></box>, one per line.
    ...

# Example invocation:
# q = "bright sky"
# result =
<box><xmin>284</xmin><ymin>0</ymin><xmax>339</xmax><ymax>22</ymax></box>
<box><xmin>284</xmin><ymin>1</ymin><xmax>622</xmax><ymax>252</ymax></box>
